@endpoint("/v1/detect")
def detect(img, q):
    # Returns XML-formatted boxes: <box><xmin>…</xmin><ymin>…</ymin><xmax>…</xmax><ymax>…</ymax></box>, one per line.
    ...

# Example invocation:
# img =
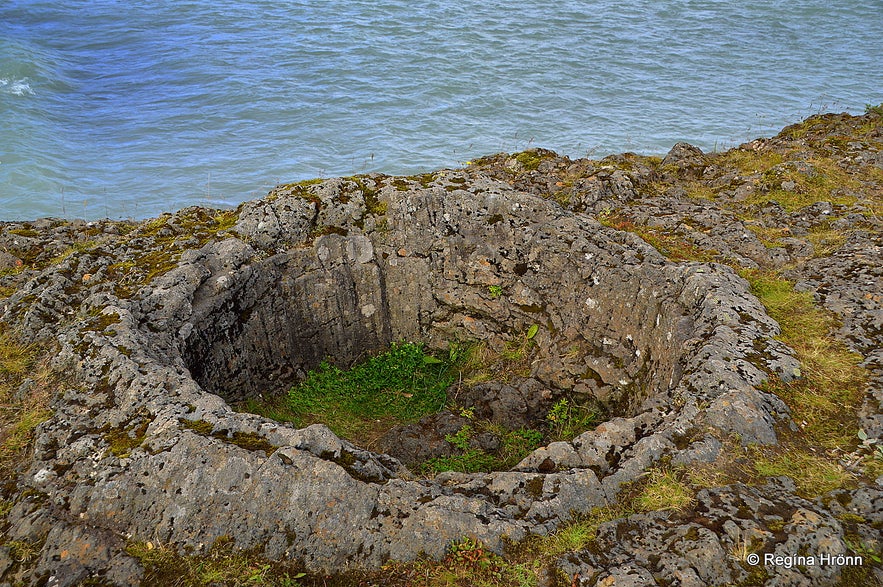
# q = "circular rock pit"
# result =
<box><xmin>10</xmin><ymin>172</ymin><xmax>803</xmax><ymax>574</ymax></box>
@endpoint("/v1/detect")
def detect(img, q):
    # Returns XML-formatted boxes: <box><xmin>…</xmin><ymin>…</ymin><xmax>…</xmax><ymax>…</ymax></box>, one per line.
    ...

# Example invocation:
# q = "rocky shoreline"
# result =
<box><xmin>0</xmin><ymin>111</ymin><xmax>881</xmax><ymax>586</ymax></box>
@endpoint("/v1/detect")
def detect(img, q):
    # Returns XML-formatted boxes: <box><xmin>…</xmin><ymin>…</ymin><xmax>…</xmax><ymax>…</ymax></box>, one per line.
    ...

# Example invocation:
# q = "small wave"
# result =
<box><xmin>0</xmin><ymin>78</ymin><xmax>34</xmax><ymax>95</ymax></box>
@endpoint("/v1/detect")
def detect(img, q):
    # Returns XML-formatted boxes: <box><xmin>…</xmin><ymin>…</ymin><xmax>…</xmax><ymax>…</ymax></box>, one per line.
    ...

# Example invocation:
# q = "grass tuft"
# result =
<box><xmin>632</xmin><ymin>468</ymin><xmax>696</xmax><ymax>512</ymax></box>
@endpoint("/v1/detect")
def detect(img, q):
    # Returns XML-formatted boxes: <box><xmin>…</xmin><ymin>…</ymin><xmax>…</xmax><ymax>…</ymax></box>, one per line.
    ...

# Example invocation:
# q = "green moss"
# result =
<box><xmin>766</xmin><ymin>518</ymin><xmax>786</xmax><ymax>533</ymax></box>
<box><xmin>837</xmin><ymin>512</ymin><xmax>867</xmax><ymax>525</ymax></box>
<box><xmin>228</xmin><ymin>431</ymin><xmax>277</xmax><ymax>456</ymax></box>
<box><xmin>49</xmin><ymin>240</ymin><xmax>100</xmax><ymax>266</ymax></box>
<box><xmin>178</xmin><ymin>419</ymin><xmax>277</xmax><ymax>456</ymax></box>
<box><xmin>407</xmin><ymin>172</ymin><xmax>438</xmax><ymax>187</ymax></box>
<box><xmin>310</xmin><ymin>225</ymin><xmax>349</xmax><ymax>239</ymax></box>
<box><xmin>514</xmin><ymin>151</ymin><xmax>546</xmax><ymax>171</ymax></box>
<box><xmin>82</xmin><ymin>311</ymin><xmax>121</xmax><ymax>332</ymax></box>
<box><xmin>7</xmin><ymin>228</ymin><xmax>40</xmax><ymax>238</ymax></box>
<box><xmin>104</xmin><ymin>420</ymin><xmax>150</xmax><ymax>458</ymax></box>
<box><xmin>101</xmin><ymin>208</ymin><xmax>241</xmax><ymax>289</ymax></box>
<box><xmin>179</xmin><ymin>418</ymin><xmax>214</xmax><ymax>435</ymax></box>
<box><xmin>137</xmin><ymin>250</ymin><xmax>180</xmax><ymax>283</ymax></box>
<box><xmin>363</xmin><ymin>188</ymin><xmax>387</xmax><ymax>216</ymax></box>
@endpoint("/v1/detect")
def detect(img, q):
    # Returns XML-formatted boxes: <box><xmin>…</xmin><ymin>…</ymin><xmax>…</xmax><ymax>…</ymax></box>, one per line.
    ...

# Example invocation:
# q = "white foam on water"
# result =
<box><xmin>0</xmin><ymin>78</ymin><xmax>33</xmax><ymax>96</ymax></box>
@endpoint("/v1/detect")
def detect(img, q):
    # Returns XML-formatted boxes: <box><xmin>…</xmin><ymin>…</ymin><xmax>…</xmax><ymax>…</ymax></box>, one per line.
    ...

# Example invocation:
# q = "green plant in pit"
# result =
<box><xmin>284</xmin><ymin>342</ymin><xmax>456</xmax><ymax>445</ymax></box>
<box><xmin>446</xmin><ymin>425</ymin><xmax>473</xmax><ymax>451</ymax></box>
<box><xmin>420</xmin><ymin>424</ymin><xmax>543</xmax><ymax>475</ymax></box>
<box><xmin>499</xmin><ymin>428</ymin><xmax>543</xmax><ymax>463</ymax></box>
<box><xmin>501</xmin><ymin>324</ymin><xmax>538</xmax><ymax>362</ymax></box>
<box><xmin>546</xmin><ymin>398</ymin><xmax>602</xmax><ymax>442</ymax></box>
<box><xmin>488</xmin><ymin>285</ymin><xmax>503</xmax><ymax>299</ymax></box>
<box><xmin>420</xmin><ymin>424</ymin><xmax>495</xmax><ymax>474</ymax></box>
<box><xmin>420</xmin><ymin>447</ymin><xmax>498</xmax><ymax>475</ymax></box>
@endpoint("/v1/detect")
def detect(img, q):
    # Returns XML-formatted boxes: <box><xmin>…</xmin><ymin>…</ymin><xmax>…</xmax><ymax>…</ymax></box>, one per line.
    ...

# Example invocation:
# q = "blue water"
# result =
<box><xmin>1</xmin><ymin>1</ymin><xmax>881</xmax><ymax>220</ymax></box>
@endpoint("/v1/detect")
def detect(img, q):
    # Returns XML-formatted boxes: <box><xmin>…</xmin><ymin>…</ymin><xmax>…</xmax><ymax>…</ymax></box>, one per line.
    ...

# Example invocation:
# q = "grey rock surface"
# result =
<box><xmin>561</xmin><ymin>479</ymin><xmax>883</xmax><ymax>587</ymax></box>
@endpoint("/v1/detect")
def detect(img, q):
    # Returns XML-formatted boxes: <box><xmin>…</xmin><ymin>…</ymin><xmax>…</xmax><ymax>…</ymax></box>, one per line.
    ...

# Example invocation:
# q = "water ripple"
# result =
<box><xmin>0</xmin><ymin>0</ymin><xmax>881</xmax><ymax>219</ymax></box>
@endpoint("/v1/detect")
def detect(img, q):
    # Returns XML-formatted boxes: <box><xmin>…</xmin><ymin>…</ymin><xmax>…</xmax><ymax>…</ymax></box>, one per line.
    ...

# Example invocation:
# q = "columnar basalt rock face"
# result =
<box><xmin>184</xmin><ymin>176</ymin><xmax>798</xmax><ymax>432</ymax></box>
<box><xmin>0</xmin><ymin>112</ymin><xmax>880</xmax><ymax>586</ymax></box>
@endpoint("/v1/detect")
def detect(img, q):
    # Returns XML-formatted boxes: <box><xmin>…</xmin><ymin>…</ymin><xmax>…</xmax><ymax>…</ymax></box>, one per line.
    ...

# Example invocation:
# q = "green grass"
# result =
<box><xmin>545</xmin><ymin>398</ymin><xmax>604</xmax><ymax>442</ymax></box>
<box><xmin>243</xmin><ymin>339</ymin><xmax>586</xmax><ymax>475</ymax></box>
<box><xmin>631</xmin><ymin>468</ymin><xmax>696</xmax><ymax>512</ymax></box>
<box><xmin>741</xmin><ymin>270</ymin><xmax>866</xmax><ymax>451</ymax></box>
<box><xmin>284</xmin><ymin>342</ymin><xmax>456</xmax><ymax>445</ymax></box>
<box><xmin>419</xmin><ymin>425</ymin><xmax>544</xmax><ymax>475</ymax></box>
<box><xmin>737</xmin><ymin>269</ymin><xmax>870</xmax><ymax>492</ymax></box>
<box><xmin>752</xmin><ymin>448</ymin><xmax>853</xmax><ymax>498</ymax></box>
<box><xmin>127</xmin><ymin>539</ymin><xmax>306</xmax><ymax>587</ymax></box>
<box><xmin>529</xmin><ymin>504</ymin><xmax>633</xmax><ymax>558</ymax></box>
<box><xmin>751</xmin><ymin>156</ymin><xmax>860</xmax><ymax>212</ymax></box>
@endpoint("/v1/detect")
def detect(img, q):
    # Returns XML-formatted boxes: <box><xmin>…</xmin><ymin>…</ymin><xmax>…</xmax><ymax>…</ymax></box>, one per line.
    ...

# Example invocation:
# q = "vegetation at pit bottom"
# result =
<box><xmin>241</xmin><ymin>342</ymin><xmax>455</xmax><ymax>446</ymax></box>
<box><xmin>238</xmin><ymin>339</ymin><xmax>604</xmax><ymax>476</ymax></box>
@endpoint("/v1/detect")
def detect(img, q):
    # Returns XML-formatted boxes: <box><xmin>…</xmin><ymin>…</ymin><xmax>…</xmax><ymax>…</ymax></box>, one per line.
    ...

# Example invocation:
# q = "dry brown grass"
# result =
<box><xmin>0</xmin><ymin>332</ymin><xmax>55</xmax><ymax>483</ymax></box>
